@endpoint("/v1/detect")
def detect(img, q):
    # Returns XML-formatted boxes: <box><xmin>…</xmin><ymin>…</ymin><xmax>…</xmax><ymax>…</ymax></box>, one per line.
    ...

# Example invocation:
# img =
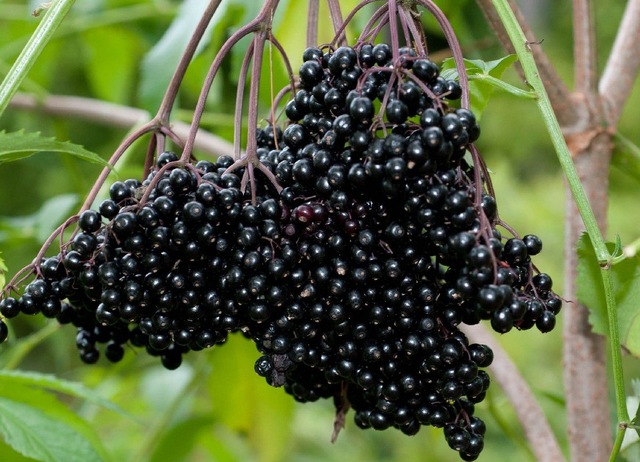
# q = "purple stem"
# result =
<box><xmin>234</xmin><ymin>40</ymin><xmax>256</xmax><ymax>160</ymax></box>
<box><xmin>414</xmin><ymin>0</ymin><xmax>471</xmax><ymax>109</ymax></box>
<box><xmin>157</xmin><ymin>0</ymin><xmax>224</xmax><ymax>123</ymax></box>
<box><xmin>307</xmin><ymin>0</ymin><xmax>319</xmax><ymax>47</ymax></box>
<box><xmin>182</xmin><ymin>0</ymin><xmax>282</xmax><ymax>162</ymax></box>
<box><xmin>332</xmin><ymin>0</ymin><xmax>379</xmax><ymax>48</ymax></box>
<box><xmin>326</xmin><ymin>0</ymin><xmax>346</xmax><ymax>46</ymax></box>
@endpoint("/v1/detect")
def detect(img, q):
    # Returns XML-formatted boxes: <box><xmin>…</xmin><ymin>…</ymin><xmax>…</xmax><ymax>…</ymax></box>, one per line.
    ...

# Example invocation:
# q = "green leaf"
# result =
<box><xmin>0</xmin><ymin>131</ymin><xmax>109</xmax><ymax>168</ymax></box>
<box><xmin>632</xmin><ymin>378</ymin><xmax>640</xmax><ymax>439</ymax></box>
<box><xmin>440</xmin><ymin>55</ymin><xmax>526</xmax><ymax>119</ymax></box>
<box><xmin>620</xmin><ymin>435</ymin><xmax>640</xmax><ymax>462</ymax></box>
<box><xmin>0</xmin><ymin>383</ymin><xmax>110</xmax><ymax>462</ymax></box>
<box><xmin>148</xmin><ymin>415</ymin><xmax>216</xmax><ymax>462</ymax></box>
<box><xmin>0</xmin><ymin>370</ymin><xmax>131</xmax><ymax>419</ymax></box>
<box><xmin>613</xmin><ymin>132</ymin><xmax>640</xmax><ymax>184</ymax></box>
<box><xmin>0</xmin><ymin>193</ymin><xmax>78</xmax><ymax>243</ymax></box>
<box><xmin>577</xmin><ymin>233</ymin><xmax>640</xmax><ymax>356</ymax></box>
<box><xmin>0</xmin><ymin>254</ymin><xmax>6</xmax><ymax>291</ymax></box>
<box><xmin>138</xmin><ymin>0</ymin><xmax>216</xmax><ymax>112</ymax></box>
<box><xmin>207</xmin><ymin>334</ymin><xmax>294</xmax><ymax>462</ymax></box>
<box><xmin>81</xmin><ymin>27</ymin><xmax>142</xmax><ymax>104</ymax></box>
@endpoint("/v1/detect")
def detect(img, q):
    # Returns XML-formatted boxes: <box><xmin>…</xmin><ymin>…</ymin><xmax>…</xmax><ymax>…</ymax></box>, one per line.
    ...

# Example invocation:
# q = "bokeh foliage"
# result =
<box><xmin>0</xmin><ymin>0</ymin><xmax>638</xmax><ymax>460</ymax></box>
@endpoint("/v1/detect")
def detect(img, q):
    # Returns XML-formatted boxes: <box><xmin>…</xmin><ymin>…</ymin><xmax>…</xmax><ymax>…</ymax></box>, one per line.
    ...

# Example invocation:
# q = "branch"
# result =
<box><xmin>599</xmin><ymin>0</ymin><xmax>640</xmax><ymax>126</ymax></box>
<box><xmin>8</xmin><ymin>93</ymin><xmax>234</xmax><ymax>158</ymax></box>
<box><xmin>572</xmin><ymin>0</ymin><xmax>598</xmax><ymax>95</ymax></box>
<box><xmin>473</xmin><ymin>0</ymin><xmax>578</xmax><ymax>127</ymax></box>
<box><xmin>462</xmin><ymin>324</ymin><xmax>566</xmax><ymax>462</ymax></box>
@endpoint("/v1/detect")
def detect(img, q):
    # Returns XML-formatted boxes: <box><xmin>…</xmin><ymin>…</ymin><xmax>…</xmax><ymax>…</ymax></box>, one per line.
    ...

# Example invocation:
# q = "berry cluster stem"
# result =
<box><xmin>490</xmin><ymin>0</ymin><xmax>628</xmax><ymax>459</ymax></box>
<box><xmin>182</xmin><ymin>0</ymin><xmax>282</xmax><ymax>162</ymax></box>
<box><xmin>155</xmin><ymin>0</ymin><xmax>224</xmax><ymax>124</ymax></box>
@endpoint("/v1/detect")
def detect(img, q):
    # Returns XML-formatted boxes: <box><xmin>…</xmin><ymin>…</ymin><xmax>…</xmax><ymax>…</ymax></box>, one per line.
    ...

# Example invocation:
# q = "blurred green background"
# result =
<box><xmin>0</xmin><ymin>0</ymin><xmax>638</xmax><ymax>460</ymax></box>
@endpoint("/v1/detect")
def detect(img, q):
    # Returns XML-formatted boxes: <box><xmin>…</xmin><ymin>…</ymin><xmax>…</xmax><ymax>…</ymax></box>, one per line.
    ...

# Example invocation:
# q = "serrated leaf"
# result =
<box><xmin>440</xmin><ymin>55</ymin><xmax>523</xmax><ymax>119</ymax></box>
<box><xmin>0</xmin><ymin>384</ymin><xmax>110</xmax><ymax>462</ymax></box>
<box><xmin>577</xmin><ymin>233</ymin><xmax>640</xmax><ymax>356</ymax></box>
<box><xmin>0</xmin><ymin>131</ymin><xmax>109</xmax><ymax>168</ymax></box>
<box><xmin>139</xmin><ymin>0</ymin><xmax>217</xmax><ymax>112</ymax></box>
<box><xmin>0</xmin><ymin>370</ymin><xmax>131</xmax><ymax>420</ymax></box>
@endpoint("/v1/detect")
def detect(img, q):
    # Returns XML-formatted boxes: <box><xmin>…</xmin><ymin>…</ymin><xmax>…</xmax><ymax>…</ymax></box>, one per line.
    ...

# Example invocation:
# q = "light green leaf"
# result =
<box><xmin>0</xmin><ymin>131</ymin><xmax>109</xmax><ymax>168</ymax></box>
<box><xmin>0</xmin><ymin>254</ymin><xmax>6</xmax><ymax>291</ymax></box>
<box><xmin>0</xmin><ymin>384</ymin><xmax>110</xmax><ymax>462</ymax></box>
<box><xmin>138</xmin><ymin>0</ymin><xmax>217</xmax><ymax>112</ymax></box>
<box><xmin>208</xmin><ymin>334</ymin><xmax>294</xmax><ymax>462</ymax></box>
<box><xmin>148</xmin><ymin>415</ymin><xmax>216</xmax><ymax>462</ymax></box>
<box><xmin>0</xmin><ymin>370</ymin><xmax>131</xmax><ymax>419</ymax></box>
<box><xmin>0</xmin><ymin>398</ymin><xmax>105</xmax><ymax>462</ymax></box>
<box><xmin>577</xmin><ymin>233</ymin><xmax>640</xmax><ymax>356</ymax></box>
<box><xmin>81</xmin><ymin>27</ymin><xmax>142</xmax><ymax>104</ymax></box>
<box><xmin>632</xmin><ymin>378</ymin><xmax>640</xmax><ymax>440</ymax></box>
<box><xmin>622</xmin><ymin>434</ymin><xmax>640</xmax><ymax>461</ymax></box>
<box><xmin>440</xmin><ymin>55</ymin><xmax>526</xmax><ymax>119</ymax></box>
<box><xmin>613</xmin><ymin>132</ymin><xmax>640</xmax><ymax>184</ymax></box>
<box><xmin>0</xmin><ymin>193</ymin><xmax>78</xmax><ymax>243</ymax></box>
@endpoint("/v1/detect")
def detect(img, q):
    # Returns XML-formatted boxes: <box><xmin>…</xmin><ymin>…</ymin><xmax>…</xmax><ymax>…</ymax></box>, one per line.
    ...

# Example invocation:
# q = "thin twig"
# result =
<box><xmin>156</xmin><ymin>0</ymin><xmax>223</xmax><ymax>123</ymax></box>
<box><xmin>182</xmin><ymin>0</ymin><xmax>281</xmax><ymax>161</ymax></box>
<box><xmin>599</xmin><ymin>0</ymin><xmax>640</xmax><ymax>126</ymax></box>
<box><xmin>573</xmin><ymin>0</ymin><xmax>598</xmax><ymax>95</ymax></box>
<box><xmin>9</xmin><ymin>93</ymin><xmax>235</xmax><ymax>157</ymax></box>
<box><xmin>307</xmin><ymin>0</ymin><xmax>320</xmax><ymax>47</ymax></box>
<box><xmin>473</xmin><ymin>0</ymin><xmax>577</xmax><ymax>127</ymax></box>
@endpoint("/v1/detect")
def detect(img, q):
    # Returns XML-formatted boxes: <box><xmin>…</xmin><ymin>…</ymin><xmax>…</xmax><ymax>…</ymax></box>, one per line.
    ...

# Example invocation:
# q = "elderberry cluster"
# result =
<box><xmin>0</xmin><ymin>42</ymin><xmax>562</xmax><ymax>461</ymax></box>
<box><xmin>244</xmin><ymin>43</ymin><xmax>561</xmax><ymax>460</ymax></box>
<box><xmin>0</xmin><ymin>147</ymin><xmax>284</xmax><ymax>369</ymax></box>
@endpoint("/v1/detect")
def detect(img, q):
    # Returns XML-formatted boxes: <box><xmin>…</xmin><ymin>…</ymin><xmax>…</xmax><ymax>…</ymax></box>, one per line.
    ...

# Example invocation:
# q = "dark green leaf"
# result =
<box><xmin>577</xmin><ymin>233</ymin><xmax>640</xmax><ymax>356</ymax></box>
<box><xmin>0</xmin><ymin>131</ymin><xmax>109</xmax><ymax>168</ymax></box>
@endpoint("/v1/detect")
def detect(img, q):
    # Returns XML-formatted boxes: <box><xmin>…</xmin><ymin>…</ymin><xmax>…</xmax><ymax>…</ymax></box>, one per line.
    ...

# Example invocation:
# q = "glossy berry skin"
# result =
<box><xmin>0</xmin><ymin>320</ymin><xmax>8</xmax><ymax>343</ymax></box>
<box><xmin>0</xmin><ymin>42</ymin><xmax>562</xmax><ymax>462</ymax></box>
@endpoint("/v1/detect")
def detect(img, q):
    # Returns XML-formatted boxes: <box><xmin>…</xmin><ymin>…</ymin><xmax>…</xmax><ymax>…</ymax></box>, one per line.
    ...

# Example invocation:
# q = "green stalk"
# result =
<box><xmin>0</xmin><ymin>0</ymin><xmax>76</xmax><ymax>119</ymax></box>
<box><xmin>490</xmin><ymin>0</ymin><xmax>628</xmax><ymax>458</ymax></box>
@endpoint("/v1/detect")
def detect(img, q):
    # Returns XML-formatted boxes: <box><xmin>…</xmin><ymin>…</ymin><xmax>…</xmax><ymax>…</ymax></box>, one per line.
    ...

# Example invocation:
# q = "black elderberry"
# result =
<box><xmin>0</xmin><ymin>297</ymin><xmax>21</xmax><ymax>319</ymax></box>
<box><xmin>372</xmin><ymin>43</ymin><xmax>392</xmax><ymax>66</ymax></box>
<box><xmin>78</xmin><ymin>210</ymin><xmax>102</xmax><ymax>233</ymax></box>
<box><xmin>0</xmin><ymin>319</ymin><xmax>8</xmax><ymax>342</ymax></box>
<box><xmin>385</xmin><ymin>100</ymin><xmax>409</xmax><ymax>125</ymax></box>
<box><xmin>349</xmin><ymin>97</ymin><xmax>374</xmax><ymax>123</ymax></box>
<box><xmin>536</xmin><ymin>311</ymin><xmax>556</xmax><ymax>333</ymax></box>
<box><xmin>299</xmin><ymin>60</ymin><xmax>325</xmax><ymax>88</ymax></box>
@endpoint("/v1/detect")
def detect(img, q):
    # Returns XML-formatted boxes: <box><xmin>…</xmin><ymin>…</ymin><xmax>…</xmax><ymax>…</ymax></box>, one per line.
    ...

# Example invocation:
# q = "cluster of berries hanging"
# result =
<box><xmin>0</xmin><ymin>41</ymin><xmax>560</xmax><ymax>460</ymax></box>
<box><xmin>0</xmin><ymin>0</ymin><xmax>563</xmax><ymax>459</ymax></box>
